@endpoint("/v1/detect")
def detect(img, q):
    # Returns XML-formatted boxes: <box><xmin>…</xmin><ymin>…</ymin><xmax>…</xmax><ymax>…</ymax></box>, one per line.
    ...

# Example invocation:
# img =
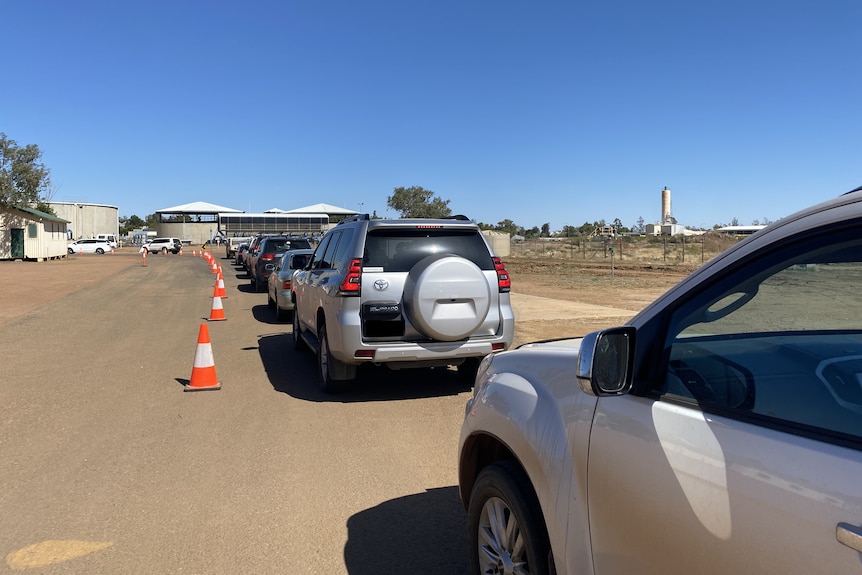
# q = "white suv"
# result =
<box><xmin>291</xmin><ymin>215</ymin><xmax>514</xmax><ymax>392</ymax></box>
<box><xmin>143</xmin><ymin>237</ymin><xmax>183</xmax><ymax>254</ymax></box>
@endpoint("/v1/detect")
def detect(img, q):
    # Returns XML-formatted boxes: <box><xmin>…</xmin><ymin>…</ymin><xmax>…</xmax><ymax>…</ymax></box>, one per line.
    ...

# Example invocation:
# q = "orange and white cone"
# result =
<box><xmin>211</xmin><ymin>260</ymin><xmax>218</xmax><ymax>273</ymax></box>
<box><xmin>185</xmin><ymin>323</ymin><xmax>221</xmax><ymax>392</ymax></box>
<box><xmin>215</xmin><ymin>273</ymin><xmax>227</xmax><ymax>298</ymax></box>
<box><xmin>208</xmin><ymin>295</ymin><xmax>226</xmax><ymax>321</ymax></box>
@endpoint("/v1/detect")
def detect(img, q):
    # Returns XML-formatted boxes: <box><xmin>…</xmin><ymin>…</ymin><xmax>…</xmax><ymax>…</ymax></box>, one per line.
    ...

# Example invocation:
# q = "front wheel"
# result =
<box><xmin>467</xmin><ymin>462</ymin><xmax>551</xmax><ymax>575</ymax></box>
<box><xmin>67</xmin><ymin>247</ymin><xmax>74</xmax><ymax>254</ymax></box>
<box><xmin>95</xmin><ymin>248</ymin><xmax>105</xmax><ymax>254</ymax></box>
<box><xmin>457</xmin><ymin>357</ymin><xmax>482</xmax><ymax>384</ymax></box>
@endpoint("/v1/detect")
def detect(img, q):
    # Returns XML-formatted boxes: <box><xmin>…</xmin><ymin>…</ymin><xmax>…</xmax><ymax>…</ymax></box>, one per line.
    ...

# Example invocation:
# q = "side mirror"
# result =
<box><xmin>576</xmin><ymin>327</ymin><xmax>635</xmax><ymax>396</ymax></box>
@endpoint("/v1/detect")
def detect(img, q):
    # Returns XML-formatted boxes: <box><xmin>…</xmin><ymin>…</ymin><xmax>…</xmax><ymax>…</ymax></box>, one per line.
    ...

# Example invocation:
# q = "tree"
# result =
<box><xmin>494</xmin><ymin>219</ymin><xmax>520</xmax><ymax>236</ymax></box>
<box><xmin>386</xmin><ymin>186</ymin><xmax>452</xmax><ymax>218</ymax></box>
<box><xmin>0</xmin><ymin>133</ymin><xmax>52</xmax><ymax>209</ymax></box>
<box><xmin>635</xmin><ymin>216</ymin><xmax>645</xmax><ymax>233</ymax></box>
<box><xmin>120</xmin><ymin>215</ymin><xmax>146</xmax><ymax>235</ymax></box>
<box><xmin>560</xmin><ymin>225</ymin><xmax>578</xmax><ymax>238</ymax></box>
<box><xmin>540</xmin><ymin>223</ymin><xmax>550</xmax><ymax>237</ymax></box>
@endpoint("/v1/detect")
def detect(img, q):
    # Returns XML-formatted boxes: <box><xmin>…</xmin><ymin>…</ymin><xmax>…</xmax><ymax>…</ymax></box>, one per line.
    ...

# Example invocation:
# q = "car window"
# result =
<box><xmin>362</xmin><ymin>229</ymin><xmax>493</xmax><ymax>272</ymax></box>
<box><xmin>284</xmin><ymin>238</ymin><xmax>311</xmax><ymax>250</ymax></box>
<box><xmin>319</xmin><ymin>231</ymin><xmax>341</xmax><ymax>270</ymax></box>
<box><xmin>309</xmin><ymin>234</ymin><xmax>332</xmax><ymax>270</ymax></box>
<box><xmin>330</xmin><ymin>228</ymin><xmax>355</xmax><ymax>272</ymax></box>
<box><xmin>657</xmin><ymin>223</ymin><xmax>862</xmax><ymax>443</ymax></box>
<box><xmin>291</xmin><ymin>254</ymin><xmax>310</xmax><ymax>270</ymax></box>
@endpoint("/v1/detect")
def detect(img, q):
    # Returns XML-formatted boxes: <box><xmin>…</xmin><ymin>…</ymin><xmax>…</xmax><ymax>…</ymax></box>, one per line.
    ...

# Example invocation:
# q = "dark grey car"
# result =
<box><xmin>249</xmin><ymin>236</ymin><xmax>312</xmax><ymax>291</ymax></box>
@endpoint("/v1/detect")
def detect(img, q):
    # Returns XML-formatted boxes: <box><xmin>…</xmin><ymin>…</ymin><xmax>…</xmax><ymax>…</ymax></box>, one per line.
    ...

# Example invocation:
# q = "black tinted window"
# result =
<box><xmin>291</xmin><ymin>254</ymin><xmax>309</xmax><ymax>269</ymax></box>
<box><xmin>362</xmin><ymin>229</ymin><xmax>492</xmax><ymax>272</ymax></box>
<box><xmin>310</xmin><ymin>234</ymin><xmax>332</xmax><ymax>270</ymax></box>
<box><xmin>263</xmin><ymin>238</ymin><xmax>311</xmax><ymax>253</ymax></box>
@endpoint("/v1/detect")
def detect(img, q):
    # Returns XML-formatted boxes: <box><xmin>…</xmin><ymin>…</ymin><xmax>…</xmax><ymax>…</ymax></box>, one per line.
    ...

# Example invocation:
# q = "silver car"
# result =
<box><xmin>292</xmin><ymin>215</ymin><xmax>515</xmax><ymax>393</ymax></box>
<box><xmin>267</xmin><ymin>249</ymin><xmax>313</xmax><ymax>321</ymax></box>
<box><xmin>458</xmin><ymin>186</ymin><xmax>862</xmax><ymax>574</ymax></box>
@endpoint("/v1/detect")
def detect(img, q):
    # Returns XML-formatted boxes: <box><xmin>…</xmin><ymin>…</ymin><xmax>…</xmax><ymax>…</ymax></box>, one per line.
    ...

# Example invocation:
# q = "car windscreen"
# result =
<box><xmin>362</xmin><ymin>229</ymin><xmax>493</xmax><ymax>272</ymax></box>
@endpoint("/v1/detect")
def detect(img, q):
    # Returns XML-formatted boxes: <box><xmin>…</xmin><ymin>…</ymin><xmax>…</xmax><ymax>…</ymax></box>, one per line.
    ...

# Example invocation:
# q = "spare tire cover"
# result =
<box><xmin>403</xmin><ymin>254</ymin><xmax>491</xmax><ymax>341</ymax></box>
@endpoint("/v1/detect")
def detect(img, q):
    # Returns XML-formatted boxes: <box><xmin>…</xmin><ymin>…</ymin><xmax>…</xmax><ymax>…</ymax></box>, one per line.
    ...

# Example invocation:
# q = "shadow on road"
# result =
<box><xmin>344</xmin><ymin>486</ymin><xmax>469</xmax><ymax>575</ymax></box>
<box><xmin>256</xmin><ymin>333</ymin><xmax>472</xmax><ymax>402</ymax></box>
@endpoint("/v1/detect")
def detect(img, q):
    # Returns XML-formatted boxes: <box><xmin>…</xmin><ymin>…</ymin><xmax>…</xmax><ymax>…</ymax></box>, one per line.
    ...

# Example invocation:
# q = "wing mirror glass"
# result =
<box><xmin>576</xmin><ymin>327</ymin><xmax>635</xmax><ymax>396</ymax></box>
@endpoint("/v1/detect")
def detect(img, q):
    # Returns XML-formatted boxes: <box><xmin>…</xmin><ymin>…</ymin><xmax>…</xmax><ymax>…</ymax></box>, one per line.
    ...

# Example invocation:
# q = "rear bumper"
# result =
<box><xmin>327</xmin><ymin>308</ymin><xmax>514</xmax><ymax>366</ymax></box>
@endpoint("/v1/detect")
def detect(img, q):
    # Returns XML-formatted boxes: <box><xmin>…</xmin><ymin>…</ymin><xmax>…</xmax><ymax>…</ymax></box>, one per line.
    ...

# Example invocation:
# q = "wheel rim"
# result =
<box><xmin>478</xmin><ymin>496</ymin><xmax>528</xmax><ymax>575</ymax></box>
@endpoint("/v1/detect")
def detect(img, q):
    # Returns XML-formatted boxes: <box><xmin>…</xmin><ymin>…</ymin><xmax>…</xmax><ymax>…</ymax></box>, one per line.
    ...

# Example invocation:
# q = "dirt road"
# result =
<box><xmin>0</xmin><ymin>250</ymin><xmax>693</xmax><ymax>572</ymax></box>
<box><xmin>0</xmin><ymin>249</ymin><xmax>691</xmax><ymax>341</ymax></box>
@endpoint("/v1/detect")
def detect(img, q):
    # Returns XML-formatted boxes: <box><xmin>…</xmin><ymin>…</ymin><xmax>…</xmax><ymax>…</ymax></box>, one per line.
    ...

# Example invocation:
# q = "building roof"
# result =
<box><xmin>715</xmin><ymin>225</ymin><xmax>767</xmax><ymax>234</ymax></box>
<box><xmin>288</xmin><ymin>203</ymin><xmax>358</xmax><ymax>215</ymax></box>
<box><xmin>157</xmin><ymin>201</ymin><xmax>242</xmax><ymax>213</ymax></box>
<box><xmin>8</xmin><ymin>205</ymin><xmax>70</xmax><ymax>223</ymax></box>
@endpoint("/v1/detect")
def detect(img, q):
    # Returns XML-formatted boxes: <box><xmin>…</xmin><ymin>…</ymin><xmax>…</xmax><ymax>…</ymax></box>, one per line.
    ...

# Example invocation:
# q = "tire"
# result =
<box><xmin>457</xmin><ymin>357</ymin><xmax>482</xmax><ymax>384</ymax></box>
<box><xmin>95</xmin><ymin>248</ymin><xmax>105</xmax><ymax>254</ymax></box>
<box><xmin>467</xmin><ymin>461</ymin><xmax>551</xmax><ymax>575</ymax></box>
<box><xmin>403</xmin><ymin>254</ymin><xmax>491</xmax><ymax>341</ymax></box>
<box><xmin>292</xmin><ymin>303</ymin><xmax>306</xmax><ymax>351</ymax></box>
<box><xmin>67</xmin><ymin>247</ymin><xmax>74</xmax><ymax>254</ymax></box>
<box><xmin>276</xmin><ymin>306</ymin><xmax>289</xmax><ymax>322</ymax></box>
<box><xmin>317</xmin><ymin>323</ymin><xmax>353</xmax><ymax>393</ymax></box>
<box><xmin>267</xmin><ymin>293</ymin><xmax>276</xmax><ymax>309</ymax></box>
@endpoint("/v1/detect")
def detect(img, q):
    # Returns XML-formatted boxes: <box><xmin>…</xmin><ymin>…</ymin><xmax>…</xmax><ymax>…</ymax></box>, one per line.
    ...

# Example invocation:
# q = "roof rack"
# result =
<box><xmin>337</xmin><ymin>213</ymin><xmax>371</xmax><ymax>226</ymax></box>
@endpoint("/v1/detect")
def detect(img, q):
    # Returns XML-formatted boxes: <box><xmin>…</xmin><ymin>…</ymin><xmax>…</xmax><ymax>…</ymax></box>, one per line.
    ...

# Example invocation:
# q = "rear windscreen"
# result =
<box><xmin>362</xmin><ymin>229</ymin><xmax>493</xmax><ymax>272</ymax></box>
<box><xmin>264</xmin><ymin>238</ymin><xmax>312</xmax><ymax>253</ymax></box>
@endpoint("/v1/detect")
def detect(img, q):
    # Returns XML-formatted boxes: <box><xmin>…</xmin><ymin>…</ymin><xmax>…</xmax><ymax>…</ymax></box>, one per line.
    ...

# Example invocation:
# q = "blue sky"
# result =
<box><xmin>3</xmin><ymin>0</ymin><xmax>859</xmax><ymax>231</ymax></box>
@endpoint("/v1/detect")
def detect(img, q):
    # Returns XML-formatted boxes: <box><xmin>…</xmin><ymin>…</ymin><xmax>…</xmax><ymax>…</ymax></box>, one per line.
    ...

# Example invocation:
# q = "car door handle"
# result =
<box><xmin>836</xmin><ymin>522</ymin><xmax>862</xmax><ymax>552</ymax></box>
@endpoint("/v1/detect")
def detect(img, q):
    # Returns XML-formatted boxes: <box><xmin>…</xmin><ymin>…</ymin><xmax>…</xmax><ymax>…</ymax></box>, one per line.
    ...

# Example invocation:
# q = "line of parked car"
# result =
<box><xmin>242</xmin><ymin>188</ymin><xmax>862</xmax><ymax>575</ymax></box>
<box><xmin>232</xmin><ymin>234</ymin><xmax>314</xmax><ymax>322</ymax></box>
<box><xmin>232</xmin><ymin>218</ymin><xmax>516</xmax><ymax>395</ymax></box>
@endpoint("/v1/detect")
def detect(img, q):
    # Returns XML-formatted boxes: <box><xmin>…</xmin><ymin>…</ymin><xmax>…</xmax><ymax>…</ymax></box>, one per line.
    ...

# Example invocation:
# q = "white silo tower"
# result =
<box><xmin>661</xmin><ymin>187</ymin><xmax>672</xmax><ymax>223</ymax></box>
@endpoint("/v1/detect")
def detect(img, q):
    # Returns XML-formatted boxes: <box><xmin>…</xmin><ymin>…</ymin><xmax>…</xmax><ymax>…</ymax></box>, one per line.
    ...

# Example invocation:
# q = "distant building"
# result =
<box><xmin>0</xmin><ymin>205</ymin><xmax>70</xmax><ymax>261</ymax></box>
<box><xmin>50</xmin><ymin>201</ymin><xmax>119</xmax><ymax>241</ymax></box>
<box><xmin>715</xmin><ymin>225</ymin><xmax>766</xmax><ymax>236</ymax></box>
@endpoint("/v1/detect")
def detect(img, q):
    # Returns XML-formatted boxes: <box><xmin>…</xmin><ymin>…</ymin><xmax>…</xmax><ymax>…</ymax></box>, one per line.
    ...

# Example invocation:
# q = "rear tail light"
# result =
<box><xmin>261</xmin><ymin>254</ymin><xmax>276</xmax><ymax>262</ymax></box>
<box><xmin>493</xmin><ymin>257</ymin><xmax>511</xmax><ymax>293</ymax></box>
<box><xmin>282</xmin><ymin>280</ymin><xmax>292</xmax><ymax>290</ymax></box>
<box><xmin>338</xmin><ymin>258</ymin><xmax>363</xmax><ymax>295</ymax></box>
